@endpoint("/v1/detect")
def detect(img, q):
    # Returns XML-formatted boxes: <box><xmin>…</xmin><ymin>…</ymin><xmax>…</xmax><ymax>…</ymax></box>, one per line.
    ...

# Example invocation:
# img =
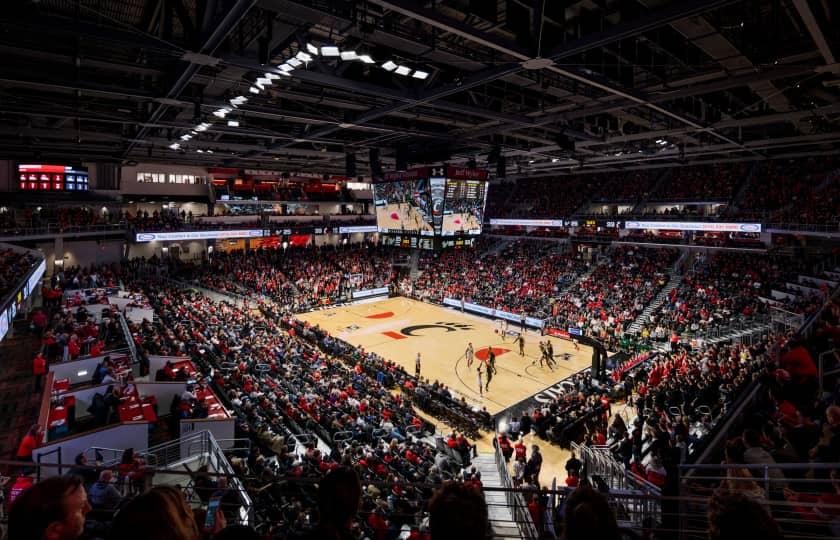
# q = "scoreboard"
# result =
<box><xmin>373</xmin><ymin>165</ymin><xmax>489</xmax><ymax>247</ymax></box>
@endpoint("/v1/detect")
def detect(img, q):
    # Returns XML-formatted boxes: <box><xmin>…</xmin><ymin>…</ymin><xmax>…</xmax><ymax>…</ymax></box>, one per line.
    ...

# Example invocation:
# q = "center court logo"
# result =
<box><xmin>382</xmin><ymin>321</ymin><xmax>473</xmax><ymax>340</ymax></box>
<box><xmin>400</xmin><ymin>322</ymin><xmax>473</xmax><ymax>336</ymax></box>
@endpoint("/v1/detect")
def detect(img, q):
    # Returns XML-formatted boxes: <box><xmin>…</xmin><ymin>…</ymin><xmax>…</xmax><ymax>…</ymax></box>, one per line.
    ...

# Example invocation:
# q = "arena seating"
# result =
<box><xmin>181</xmin><ymin>245</ymin><xmax>395</xmax><ymax>310</ymax></box>
<box><xmin>0</xmin><ymin>248</ymin><xmax>38</xmax><ymax>299</ymax></box>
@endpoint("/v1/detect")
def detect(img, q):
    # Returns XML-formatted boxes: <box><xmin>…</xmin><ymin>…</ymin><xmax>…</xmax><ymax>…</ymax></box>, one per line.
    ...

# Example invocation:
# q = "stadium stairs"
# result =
<box><xmin>471</xmin><ymin>453</ymin><xmax>522</xmax><ymax>539</ymax></box>
<box><xmin>409</xmin><ymin>250</ymin><xmax>421</xmax><ymax>280</ymax></box>
<box><xmin>632</xmin><ymin>168</ymin><xmax>671</xmax><ymax>211</ymax></box>
<box><xmin>625</xmin><ymin>252</ymin><xmax>690</xmax><ymax>337</ymax></box>
<box><xmin>479</xmin><ymin>238</ymin><xmax>512</xmax><ymax>259</ymax></box>
<box><xmin>723</xmin><ymin>161</ymin><xmax>760</xmax><ymax>216</ymax></box>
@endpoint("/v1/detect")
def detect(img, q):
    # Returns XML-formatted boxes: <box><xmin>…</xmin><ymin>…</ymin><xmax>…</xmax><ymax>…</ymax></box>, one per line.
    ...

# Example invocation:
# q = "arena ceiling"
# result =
<box><xmin>0</xmin><ymin>0</ymin><xmax>838</xmax><ymax>177</ymax></box>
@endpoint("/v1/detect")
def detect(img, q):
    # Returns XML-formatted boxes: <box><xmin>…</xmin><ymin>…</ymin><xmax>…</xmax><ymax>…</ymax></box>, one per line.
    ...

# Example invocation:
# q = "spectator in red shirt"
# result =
<box><xmin>33</xmin><ymin>353</ymin><xmax>47</xmax><ymax>391</ymax></box>
<box><xmin>16</xmin><ymin>424</ymin><xmax>42</xmax><ymax>475</ymax></box>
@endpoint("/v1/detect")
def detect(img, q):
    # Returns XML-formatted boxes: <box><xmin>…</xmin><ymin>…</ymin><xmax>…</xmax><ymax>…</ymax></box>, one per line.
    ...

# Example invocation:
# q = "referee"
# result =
<box><xmin>415</xmin><ymin>352</ymin><xmax>422</xmax><ymax>378</ymax></box>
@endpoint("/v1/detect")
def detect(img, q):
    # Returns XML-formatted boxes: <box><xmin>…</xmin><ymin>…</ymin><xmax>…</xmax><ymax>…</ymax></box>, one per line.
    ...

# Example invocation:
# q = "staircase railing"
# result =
<box><xmin>494</xmin><ymin>443</ymin><xmax>539</xmax><ymax>540</ymax></box>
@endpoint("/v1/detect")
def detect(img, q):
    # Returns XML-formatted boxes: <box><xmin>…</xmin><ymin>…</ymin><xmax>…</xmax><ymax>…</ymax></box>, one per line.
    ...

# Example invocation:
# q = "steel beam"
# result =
<box><xmin>123</xmin><ymin>0</ymin><xmax>259</xmax><ymax>159</ymax></box>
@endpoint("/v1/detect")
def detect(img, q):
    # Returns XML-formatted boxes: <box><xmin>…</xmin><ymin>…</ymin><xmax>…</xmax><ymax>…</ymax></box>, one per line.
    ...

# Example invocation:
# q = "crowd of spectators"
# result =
<box><xmin>179</xmin><ymin>245</ymin><xmax>396</xmax><ymax>310</ymax></box>
<box><xmin>649</xmin><ymin>163</ymin><xmax>746</xmax><ymax>201</ymax></box>
<box><xmin>547</xmin><ymin>247</ymin><xmax>678</xmax><ymax>344</ymax></box>
<box><xmin>636</xmin><ymin>252</ymin><xmax>821</xmax><ymax>342</ymax></box>
<box><xmin>125</xmin><ymin>278</ymin><xmax>484</xmax><ymax>538</ymax></box>
<box><xmin>0</xmin><ymin>248</ymin><xmax>38</xmax><ymax>299</ymax></box>
<box><xmin>409</xmin><ymin>239</ymin><xmax>590</xmax><ymax>318</ymax></box>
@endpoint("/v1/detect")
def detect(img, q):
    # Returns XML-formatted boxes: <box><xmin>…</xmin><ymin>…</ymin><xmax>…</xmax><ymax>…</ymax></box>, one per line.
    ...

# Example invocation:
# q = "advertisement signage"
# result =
<box><xmin>623</xmin><ymin>221</ymin><xmax>762</xmax><ymax>232</ymax></box>
<box><xmin>135</xmin><ymin>230</ymin><xmax>266</xmax><ymax>242</ymax></box>
<box><xmin>489</xmin><ymin>219</ymin><xmax>565</xmax><ymax>227</ymax></box>
<box><xmin>338</xmin><ymin>225</ymin><xmax>378</xmax><ymax>234</ymax></box>
<box><xmin>442</xmin><ymin>298</ymin><xmax>544</xmax><ymax>328</ymax></box>
<box><xmin>351</xmin><ymin>287</ymin><xmax>390</xmax><ymax>300</ymax></box>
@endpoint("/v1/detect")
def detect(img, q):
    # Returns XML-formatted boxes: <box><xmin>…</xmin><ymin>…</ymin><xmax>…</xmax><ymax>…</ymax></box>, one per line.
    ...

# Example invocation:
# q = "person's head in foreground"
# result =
<box><xmin>9</xmin><ymin>475</ymin><xmax>91</xmax><ymax>540</ymax></box>
<box><xmin>429</xmin><ymin>481</ymin><xmax>488</xmax><ymax>540</ymax></box>
<box><xmin>108</xmin><ymin>485</ymin><xmax>202</xmax><ymax>540</ymax></box>
<box><xmin>562</xmin><ymin>487</ymin><xmax>619</xmax><ymax>540</ymax></box>
<box><xmin>708</xmin><ymin>489</ymin><xmax>781</xmax><ymax>540</ymax></box>
<box><xmin>317</xmin><ymin>466</ymin><xmax>362</xmax><ymax>534</ymax></box>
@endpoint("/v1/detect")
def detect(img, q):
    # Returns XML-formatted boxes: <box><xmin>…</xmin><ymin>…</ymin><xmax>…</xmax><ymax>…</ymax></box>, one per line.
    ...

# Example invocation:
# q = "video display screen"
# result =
<box><xmin>442</xmin><ymin>179</ymin><xmax>487</xmax><ymax>236</ymax></box>
<box><xmin>373</xmin><ymin>179</ymin><xmax>435</xmax><ymax>236</ymax></box>
<box><xmin>18</xmin><ymin>164</ymin><xmax>89</xmax><ymax>191</ymax></box>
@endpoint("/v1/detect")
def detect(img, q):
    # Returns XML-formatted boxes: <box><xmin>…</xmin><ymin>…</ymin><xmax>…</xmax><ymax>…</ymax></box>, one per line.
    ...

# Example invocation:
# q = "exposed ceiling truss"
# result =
<box><xmin>0</xmin><ymin>0</ymin><xmax>836</xmax><ymax>176</ymax></box>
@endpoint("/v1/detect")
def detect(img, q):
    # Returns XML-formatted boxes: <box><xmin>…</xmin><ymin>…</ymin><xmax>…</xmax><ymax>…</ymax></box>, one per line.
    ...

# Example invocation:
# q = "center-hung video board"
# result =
<box><xmin>373</xmin><ymin>166</ymin><xmax>489</xmax><ymax>241</ymax></box>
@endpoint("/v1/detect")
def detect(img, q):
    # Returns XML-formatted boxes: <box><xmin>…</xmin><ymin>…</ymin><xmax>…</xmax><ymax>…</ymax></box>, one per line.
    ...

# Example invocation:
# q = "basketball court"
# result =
<box><xmin>442</xmin><ymin>212</ymin><xmax>482</xmax><ymax>234</ymax></box>
<box><xmin>375</xmin><ymin>203</ymin><xmax>435</xmax><ymax>234</ymax></box>
<box><xmin>299</xmin><ymin>297</ymin><xmax>591</xmax><ymax>415</ymax></box>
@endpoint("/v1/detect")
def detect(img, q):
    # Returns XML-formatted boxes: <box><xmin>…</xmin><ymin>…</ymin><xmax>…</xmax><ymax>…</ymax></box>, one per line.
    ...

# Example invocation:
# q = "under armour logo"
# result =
<box><xmin>431</xmin><ymin>167</ymin><xmax>444</xmax><ymax>176</ymax></box>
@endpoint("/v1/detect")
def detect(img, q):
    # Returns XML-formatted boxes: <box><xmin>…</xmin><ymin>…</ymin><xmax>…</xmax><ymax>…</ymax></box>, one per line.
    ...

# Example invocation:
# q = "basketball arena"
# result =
<box><xmin>0</xmin><ymin>1</ymin><xmax>838</xmax><ymax>540</ymax></box>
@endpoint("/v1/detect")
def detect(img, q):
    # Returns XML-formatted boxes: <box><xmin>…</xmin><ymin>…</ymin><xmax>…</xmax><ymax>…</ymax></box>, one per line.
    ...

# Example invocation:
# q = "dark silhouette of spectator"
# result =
<box><xmin>67</xmin><ymin>453</ymin><xmax>97</xmax><ymax>487</ymax></box>
<box><xmin>88</xmin><ymin>470</ymin><xmax>122</xmax><ymax>510</ymax></box>
<box><xmin>212</xmin><ymin>525</ymin><xmax>261</xmax><ymax>540</ymax></box>
<box><xmin>309</xmin><ymin>467</ymin><xmax>362</xmax><ymax>540</ymax></box>
<box><xmin>107</xmin><ymin>485</ymin><xmax>204</xmax><ymax>540</ymax></box>
<box><xmin>707</xmin><ymin>489</ymin><xmax>782</xmax><ymax>540</ymax></box>
<box><xmin>429</xmin><ymin>481</ymin><xmax>488</xmax><ymax>540</ymax></box>
<box><xmin>8</xmin><ymin>475</ymin><xmax>91</xmax><ymax>540</ymax></box>
<box><xmin>562</xmin><ymin>487</ymin><xmax>619</xmax><ymax>540</ymax></box>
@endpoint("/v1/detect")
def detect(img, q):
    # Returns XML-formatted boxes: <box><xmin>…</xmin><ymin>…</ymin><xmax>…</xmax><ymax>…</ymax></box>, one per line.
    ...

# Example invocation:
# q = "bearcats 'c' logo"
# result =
<box><xmin>399</xmin><ymin>322</ymin><xmax>473</xmax><ymax>337</ymax></box>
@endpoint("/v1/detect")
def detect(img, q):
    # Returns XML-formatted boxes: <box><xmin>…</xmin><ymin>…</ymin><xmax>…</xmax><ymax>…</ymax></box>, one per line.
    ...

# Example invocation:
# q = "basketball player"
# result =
<box><xmin>476</xmin><ymin>365</ymin><xmax>483</xmax><ymax>397</ymax></box>
<box><xmin>486</xmin><ymin>349</ymin><xmax>497</xmax><ymax>392</ymax></box>
<box><xmin>501</xmin><ymin>319</ymin><xmax>508</xmax><ymax>341</ymax></box>
<box><xmin>465</xmin><ymin>342</ymin><xmax>475</xmax><ymax>367</ymax></box>
<box><xmin>415</xmin><ymin>352</ymin><xmax>422</xmax><ymax>378</ymax></box>
<box><xmin>572</xmin><ymin>338</ymin><xmax>580</xmax><ymax>351</ymax></box>
<box><xmin>537</xmin><ymin>341</ymin><xmax>546</xmax><ymax>367</ymax></box>
<box><xmin>517</xmin><ymin>334</ymin><xmax>525</xmax><ymax>356</ymax></box>
<box><xmin>520</xmin><ymin>312</ymin><xmax>526</xmax><ymax>333</ymax></box>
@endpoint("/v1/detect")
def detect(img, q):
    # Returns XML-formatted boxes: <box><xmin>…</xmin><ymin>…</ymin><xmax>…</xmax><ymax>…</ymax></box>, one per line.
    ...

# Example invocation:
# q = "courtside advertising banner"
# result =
<box><xmin>623</xmin><ymin>221</ymin><xmax>762</xmax><ymax>232</ymax></box>
<box><xmin>134</xmin><ymin>230</ymin><xmax>266</xmax><ymax>242</ymax></box>
<box><xmin>443</xmin><ymin>298</ymin><xmax>545</xmax><ymax>328</ymax></box>
<box><xmin>351</xmin><ymin>287</ymin><xmax>390</xmax><ymax>300</ymax></box>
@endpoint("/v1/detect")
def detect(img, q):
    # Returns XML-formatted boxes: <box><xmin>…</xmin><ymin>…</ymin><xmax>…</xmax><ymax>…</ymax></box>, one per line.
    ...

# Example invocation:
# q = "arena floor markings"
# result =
<box><xmin>375</xmin><ymin>203</ymin><xmax>435</xmax><ymax>234</ymax></box>
<box><xmin>442</xmin><ymin>212</ymin><xmax>481</xmax><ymax>233</ymax></box>
<box><xmin>299</xmin><ymin>297</ymin><xmax>591</xmax><ymax>415</ymax></box>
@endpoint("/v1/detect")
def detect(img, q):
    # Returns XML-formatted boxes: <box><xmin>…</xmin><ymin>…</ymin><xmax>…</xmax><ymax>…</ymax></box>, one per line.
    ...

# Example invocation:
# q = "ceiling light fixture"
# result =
<box><xmin>212</xmin><ymin>108</ymin><xmax>231</xmax><ymax>118</ymax></box>
<box><xmin>180</xmin><ymin>134</ymin><xmax>192</xmax><ymax>141</ymax></box>
<box><xmin>358</xmin><ymin>55</ymin><xmax>375</xmax><ymax>64</ymax></box>
<box><xmin>295</xmin><ymin>51</ymin><xmax>313</xmax><ymax>63</ymax></box>
<box><xmin>265</xmin><ymin>72</ymin><xmax>280</xmax><ymax>80</ymax></box>
<box><xmin>411</xmin><ymin>70</ymin><xmax>429</xmax><ymax>79</ymax></box>
<box><xmin>382</xmin><ymin>61</ymin><xmax>397</xmax><ymax>71</ymax></box>
<box><xmin>321</xmin><ymin>46</ymin><xmax>340</xmax><ymax>57</ymax></box>
<box><xmin>286</xmin><ymin>58</ymin><xmax>302</xmax><ymax>68</ymax></box>
<box><xmin>168</xmin><ymin>143</ymin><xmax>180</xmax><ymax>150</ymax></box>
<box><xmin>394</xmin><ymin>65</ymin><xmax>411</xmax><ymax>76</ymax></box>
<box><xmin>340</xmin><ymin>51</ymin><xmax>359</xmax><ymax>61</ymax></box>
<box><xmin>196</xmin><ymin>149</ymin><xmax>204</xmax><ymax>153</ymax></box>
<box><xmin>278</xmin><ymin>64</ymin><xmax>294</xmax><ymax>73</ymax></box>
<box><xmin>249</xmin><ymin>86</ymin><xmax>260</xmax><ymax>94</ymax></box>
<box><xmin>306</xmin><ymin>43</ymin><xmax>319</xmax><ymax>55</ymax></box>
<box><xmin>227</xmin><ymin>120</ymin><xmax>239</xmax><ymax>127</ymax></box>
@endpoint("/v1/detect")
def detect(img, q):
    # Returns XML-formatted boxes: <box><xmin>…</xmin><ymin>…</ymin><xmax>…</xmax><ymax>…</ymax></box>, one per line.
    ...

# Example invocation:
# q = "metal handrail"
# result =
<box><xmin>117</xmin><ymin>313</ymin><xmax>140</xmax><ymax>366</ymax></box>
<box><xmin>494</xmin><ymin>441</ymin><xmax>540</xmax><ymax>540</ymax></box>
